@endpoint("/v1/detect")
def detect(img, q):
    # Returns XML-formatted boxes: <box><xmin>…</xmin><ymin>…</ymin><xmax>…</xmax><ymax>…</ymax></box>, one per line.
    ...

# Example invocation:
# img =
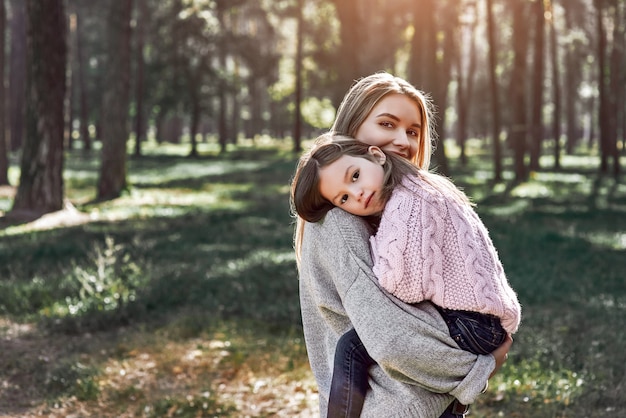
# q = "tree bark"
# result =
<box><xmin>0</xmin><ymin>0</ymin><xmax>8</xmax><ymax>186</ymax></box>
<box><xmin>455</xmin><ymin>0</ymin><xmax>478</xmax><ymax>167</ymax></box>
<box><xmin>12</xmin><ymin>0</ymin><xmax>67</xmax><ymax>215</ymax></box>
<box><xmin>75</xmin><ymin>9</ymin><xmax>91</xmax><ymax>152</ymax></box>
<box><xmin>607</xmin><ymin>0</ymin><xmax>622</xmax><ymax>176</ymax></box>
<box><xmin>133</xmin><ymin>0</ymin><xmax>146</xmax><ymax>158</ymax></box>
<box><xmin>8</xmin><ymin>0</ymin><xmax>26</xmax><ymax>152</ymax></box>
<box><xmin>486</xmin><ymin>0</ymin><xmax>503</xmax><ymax>181</ymax></box>
<box><xmin>331</xmin><ymin>0</ymin><xmax>362</xmax><ymax>107</ymax></box>
<box><xmin>595</xmin><ymin>0</ymin><xmax>610</xmax><ymax>174</ymax></box>
<box><xmin>293</xmin><ymin>0</ymin><xmax>303</xmax><ymax>154</ymax></box>
<box><xmin>97</xmin><ymin>0</ymin><xmax>132</xmax><ymax>200</ymax></box>
<box><xmin>509</xmin><ymin>0</ymin><xmax>530</xmax><ymax>182</ymax></box>
<box><xmin>529</xmin><ymin>0</ymin><xmax>545</xmax><ymax>172</ymax></box>
<box><xmin>548</xmin><ymin>0</ymin><xmax>562</xmax><ymax>170</ymax></box>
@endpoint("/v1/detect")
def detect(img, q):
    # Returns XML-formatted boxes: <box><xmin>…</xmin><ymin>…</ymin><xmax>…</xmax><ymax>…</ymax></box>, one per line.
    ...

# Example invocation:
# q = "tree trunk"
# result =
<box><xmin>549</xmin><ymin>0</ymin><xmax>562</xmax><ymax>170</ymax></box>
<box><xmin>414</xmin><ymin>0</ymin><xmax>455</xmax><ymax>176</ymax></box>
<box><xmin>0</xmin><ymin>0</ymin><xmax>8</xmax><ymax>186</ymax></box>
<box><xmin>8</xmin><ymin>0</ymin><xmax>26</xmax><ymax>152</ymax></box>
<box><xmin>529</xmin><ymin>0</ymin><xmax>545</xmax><ymax>172</ymax></box>
<box><xmin>133</xmin><ymin>0</ymin><xmax>146</xmax><ymax>158</ymax></box>
<box><xmin>331</xmin><ymin>0</ymin><xmax>362</xmax><ymax>107</ymax></box>
<box><xmin>293</xmin><ymin>0</ymin><xmax>303</xmax><ymax>154</ymax></box>
<box><xmin>563</xmin><ymin>3</ymin><xmax>582</xmax><ymax>154</ymax></box>
<box><xmin>75</xmin><ymin>9</ymin><xmax>91</xmax><ymax>152</ymax></box>
<box><xmin>12</xmin><ymin>0</ymin><xmax>67</xmax><ymax>215</ymax></box>
<box><xmin>455</xmin><ymin>0</ymin><xmax>478</xmax><ymax>168</ymax></box>
<box><xmin>608</xmin><ymin>0</ymin><xmax>622</xmax><ymax>176</ymax></box>
<box><xmin>216</xmin><ymin>6</ymin><xmax>228</xmax><ymax>154</ymax></box>
<box><xmin>486</xmin><ymin>0</ymin><xmax>503</xmax><ymax>181</ymax></box>
<box><xmin>509</xmin><ymin>0</ymin><xmax>530</xmax><ymax>182</ymax></box>
<box><xmin>188</xmin><ymin>69</ymin><xmax>200</xmax><ymax>158</ymax></box>
<box><xmin>97</xmin><ymin>0</ymin><xmax>132</xmax><ymax>200</ymax></box>
<box><xmin>595</xmin><ymin>0</ymin><xmax>610</xmax><ymax>174</ymax></box>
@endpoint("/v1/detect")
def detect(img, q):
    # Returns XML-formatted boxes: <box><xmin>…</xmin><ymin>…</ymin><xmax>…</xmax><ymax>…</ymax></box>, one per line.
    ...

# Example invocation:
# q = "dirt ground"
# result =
<box><xmin>0</xmin><ymin>317</ymin><xmax>320</xmax><ymax>417</ymax></box>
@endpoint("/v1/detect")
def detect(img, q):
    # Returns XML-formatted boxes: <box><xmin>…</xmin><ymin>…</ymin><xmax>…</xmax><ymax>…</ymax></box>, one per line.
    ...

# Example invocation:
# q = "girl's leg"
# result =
<box><xmin>327</xmin><ymin>328</ymin><xmax>376</xmax><ymax>418</ymax></box>
<box><xmin>436</xmin><ymin>308</ymin><xmax>507</xmax><ymax>355</ymax></box>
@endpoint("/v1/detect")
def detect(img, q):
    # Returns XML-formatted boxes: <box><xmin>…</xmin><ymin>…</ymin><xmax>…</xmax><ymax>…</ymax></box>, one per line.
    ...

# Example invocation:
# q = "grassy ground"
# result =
<box><xmin>0</xmin><ymin>139</ymin><xmax>625</xmax><ymax>417</ymax></box>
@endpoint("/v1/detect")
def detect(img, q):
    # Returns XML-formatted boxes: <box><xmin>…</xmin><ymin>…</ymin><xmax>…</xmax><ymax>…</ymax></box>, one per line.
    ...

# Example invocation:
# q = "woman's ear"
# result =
<box><xmin>368</xmin><ymin>146</ymin><xmax>386</xmax><ymax>165</ymax></box>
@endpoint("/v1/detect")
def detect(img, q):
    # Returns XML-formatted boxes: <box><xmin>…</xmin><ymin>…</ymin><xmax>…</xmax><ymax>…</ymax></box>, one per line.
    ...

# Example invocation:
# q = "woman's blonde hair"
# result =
<box><xmin>293</xmin><ymin>72</ymin><xmax>439</xmax><ymax>265</ymax></box>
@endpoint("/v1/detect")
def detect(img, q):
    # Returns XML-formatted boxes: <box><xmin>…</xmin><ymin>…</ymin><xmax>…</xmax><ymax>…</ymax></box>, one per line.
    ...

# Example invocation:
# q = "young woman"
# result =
<box><xmin>294</xmin><ymin>72</ymin><xmax>512</xmax><ymax>418</ymax></box>
<box><xmin>292</xmin><ymin>136</ymin><xmax>521</xmax><ymax>417</ymax></box>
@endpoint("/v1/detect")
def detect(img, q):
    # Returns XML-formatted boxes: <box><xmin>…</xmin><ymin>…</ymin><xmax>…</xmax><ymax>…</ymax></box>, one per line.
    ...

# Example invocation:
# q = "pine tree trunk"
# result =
<box><xmin>529</xmin><ymin>0</ymin><xmax>545</xmax><ymax>172</ymax></box>
<box><xmin>0</xmin><ymin>0</ymin><xmax>8</xmax><ymax>186</ymax></box>
<box><xmin>486</xmin><ymin>0</ymin><xmax>503</xmax><ymax>182</ymax></box>
<box><xmin>97</xmin><ymin>0</ymin><xmax>132</xmax><ymax>200</ymax></box>
<box><xmin>12</xmin><ymin>0</ymin><xmax>67</xmax><ymax>215</ymax></box>
<box><xmin>549</xmin><ymin>1</ymin><xmax>562</xmax><ymax>170</ymax></box>
<box><xmin>75</xmin><ymin>10</ymin><xmax>91</xmax><ymax>152</ymax></box>
<box><xmin>8</xmin><ymin>0</ymin><xmax>26</xmax><ymax>152</ymax></box>
<box><xmin>133</xmin><ymin>0</ymin><xmax>146</xmax><ymax>158</ymax></box>
<box><xmin>509</xmin><ymin>0</ymin><xmax>530</xmax><ymax>182</ymax></box>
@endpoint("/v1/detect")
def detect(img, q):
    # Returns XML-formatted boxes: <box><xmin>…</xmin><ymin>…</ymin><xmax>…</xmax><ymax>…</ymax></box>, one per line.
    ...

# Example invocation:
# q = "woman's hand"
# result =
<box><xmin>489</xmin><ymin>334</ymin><xmax>513</xmax><ymax>378</ymax></box>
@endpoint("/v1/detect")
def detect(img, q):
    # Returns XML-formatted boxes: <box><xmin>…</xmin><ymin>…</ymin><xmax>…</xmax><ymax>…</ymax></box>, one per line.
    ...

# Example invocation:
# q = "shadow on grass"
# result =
<box><xmin>1</xmin><ymin>147</ymin><xmax>625</xmax><ymax>416</ymax></box>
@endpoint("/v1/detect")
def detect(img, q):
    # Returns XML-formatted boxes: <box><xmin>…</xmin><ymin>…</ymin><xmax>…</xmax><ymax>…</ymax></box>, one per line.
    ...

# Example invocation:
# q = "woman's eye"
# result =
<box><xmin>380</xmin><ymin>121</ymin><xmax>393</xmax><ymax>129</ymax></box>
<box><xmin>340</xmin><ymin>194</ymin><xmax>348</xmax><ymax>204</ymax></box>
<box><xmin>352</xmin><ymin>171</ymin><xmax>360</xmax><ymax>181</ymax></box>
<box><xmin>408</xmin><ymin>129</ymin><xmax>419</xmax><ymax>137</ymax></box>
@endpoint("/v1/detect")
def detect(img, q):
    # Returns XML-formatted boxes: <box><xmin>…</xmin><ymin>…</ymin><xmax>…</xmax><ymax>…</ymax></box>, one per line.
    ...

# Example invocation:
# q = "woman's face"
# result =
<box><xmin>354</xmin><ymin>93</ymin><xmax>422</xmax><ymax>161</ymax></box>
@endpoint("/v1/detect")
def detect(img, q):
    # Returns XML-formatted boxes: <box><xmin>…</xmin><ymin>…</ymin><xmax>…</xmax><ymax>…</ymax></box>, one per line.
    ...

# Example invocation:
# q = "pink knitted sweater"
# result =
<box><xmin>370</xmin><ymin>175</ymin><xmax>521</xmax><ymax>334</ymax></box>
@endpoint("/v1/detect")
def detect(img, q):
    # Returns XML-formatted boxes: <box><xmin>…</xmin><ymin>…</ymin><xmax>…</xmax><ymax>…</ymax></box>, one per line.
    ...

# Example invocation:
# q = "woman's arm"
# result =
<box><xmin>300</xmin><ymin>208</ymin><xmax>498</xmax><ymax>405</ymax></box>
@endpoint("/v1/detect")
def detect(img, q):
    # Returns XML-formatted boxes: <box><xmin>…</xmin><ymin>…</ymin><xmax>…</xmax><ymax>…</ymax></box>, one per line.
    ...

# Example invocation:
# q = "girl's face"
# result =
<box><xmin>318</xmin><ymin>147</ymin><xmax>387</xmax><ymax>217</ymax></box>
<box><xmin>354</xmin><ymin>93</ymin><xmax>422</xmax><ymax>161</ymax></box>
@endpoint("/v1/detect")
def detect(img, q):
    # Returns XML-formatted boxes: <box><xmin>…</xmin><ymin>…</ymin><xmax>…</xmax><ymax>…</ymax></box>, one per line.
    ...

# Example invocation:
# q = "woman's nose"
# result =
<box><xmin>393</xmin><ymin>131</ymin><xmax>410</xmax><ymax>150</ymax></box>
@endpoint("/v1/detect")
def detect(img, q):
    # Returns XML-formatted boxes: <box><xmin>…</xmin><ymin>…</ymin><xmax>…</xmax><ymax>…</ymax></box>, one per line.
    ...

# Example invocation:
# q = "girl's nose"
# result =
<box><xmin>350</xmin><ymin>187</ymin><xmax>364</xmax><ymax>201</ymax></box>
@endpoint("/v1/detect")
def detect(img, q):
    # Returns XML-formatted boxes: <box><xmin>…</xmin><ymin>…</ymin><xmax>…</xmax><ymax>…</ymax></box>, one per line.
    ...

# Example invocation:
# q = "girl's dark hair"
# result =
<box><xmin>290</xmin><ymin>133</ymin><xmax>420</xmax><ymax>223</ymax></box>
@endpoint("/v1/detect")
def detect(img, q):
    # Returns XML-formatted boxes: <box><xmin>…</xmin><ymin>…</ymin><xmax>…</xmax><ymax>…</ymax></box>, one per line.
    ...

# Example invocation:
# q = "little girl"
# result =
<box><xmin>291</xmin><ymin>134</ymin><xmax>521</xmax><ymax>418</ymax></box>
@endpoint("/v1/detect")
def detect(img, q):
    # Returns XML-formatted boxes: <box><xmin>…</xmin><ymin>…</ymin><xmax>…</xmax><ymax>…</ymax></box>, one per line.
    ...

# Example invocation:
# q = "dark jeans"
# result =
<box><xmin>436</xmin><ymin>307</ymin><xmax>507</xmax><ymax>355</ymax></box>
<box><xmin>327</xmin><ymin>328</ymin><xmax>375</xmax><ymax>418</ymax></box>
<box><xmin>328</xmin><ymin>309</ymin><xmax>506</xmax><ymax>418</ymax></box>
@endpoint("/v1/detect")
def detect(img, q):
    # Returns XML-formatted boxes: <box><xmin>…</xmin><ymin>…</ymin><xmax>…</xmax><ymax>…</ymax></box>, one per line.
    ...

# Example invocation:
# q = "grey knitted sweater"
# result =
<box><xmin>299</xmin><ymin>208</ymin><xmax>495</xmax><ymax>418</ymax></box>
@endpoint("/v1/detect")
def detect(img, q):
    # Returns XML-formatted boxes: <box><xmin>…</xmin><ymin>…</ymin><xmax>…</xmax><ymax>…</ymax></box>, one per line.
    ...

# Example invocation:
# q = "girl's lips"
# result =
<box><xmin>365</xmin><ymin>193</ymin><xmax>373</xmax><ymax>209</ymax></box>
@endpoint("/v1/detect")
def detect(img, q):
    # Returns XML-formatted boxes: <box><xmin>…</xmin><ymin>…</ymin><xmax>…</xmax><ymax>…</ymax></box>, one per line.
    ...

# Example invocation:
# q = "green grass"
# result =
<box><xmin>0</xmin><ymin>139</ymin><xmax>625</xmax><ymax>417</ymax></box>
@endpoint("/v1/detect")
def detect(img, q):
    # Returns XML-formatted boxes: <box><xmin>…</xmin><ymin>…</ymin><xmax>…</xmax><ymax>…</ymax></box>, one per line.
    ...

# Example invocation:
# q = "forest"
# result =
<box><xmin>0</xmin><ymin>0</ymin><xmax>624</xmax><ymax>213</ymax></box>
<box><xmin>0</xmin><ymin>0</ymin><xmax>626</xmax><ymax>417</ymax></box>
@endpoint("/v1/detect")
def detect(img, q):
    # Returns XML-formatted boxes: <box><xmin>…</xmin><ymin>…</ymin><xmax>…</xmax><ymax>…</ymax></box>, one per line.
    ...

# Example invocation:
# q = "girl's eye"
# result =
<box><xmin>380</xmin><ymin>121</ymin><xmax>393</xmax><ymax>129</ymax></box>
<box><xmin>407</xmin><ymin>129</ymin><xmax>419</xmax><ymax>137</ymax></box>
<box><xmin>340</xmin><ymin>194</ymin><xmax>348</xmax><ymax>204</ymax></box>
<box><xmin>352</xmin><ymin>171</ymin><xmax>360</xmax><ymax>182</ymax></box>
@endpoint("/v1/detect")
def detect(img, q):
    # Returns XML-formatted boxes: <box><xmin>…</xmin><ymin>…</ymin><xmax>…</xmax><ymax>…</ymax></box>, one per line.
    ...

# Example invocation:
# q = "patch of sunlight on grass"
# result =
<box><xmin>578</xmin><ymin>231</ymin><xmax>626</xmax><ymax>250</ymax></box>
<box><xmin>588</xmin><ymin>294</ymin><xmax>626</xmax><ymax>309</ymax></box>
<box><xmin>219</xmin><ymin>250</ymin><xmax>296</xmax><ymax>274</ymax></box>
<box><xmin>532</xmin><ymin>171</ymin><xmax>590</xmax><ymax>184</ymax></box>
<box><xmin>87</xmin><ymin>187</ymin><xmax>249</xmax><ymax>221</ymax></box>
<box><xmin>559</xmin><ymin>154</ymin><xmax>601</xmax><ymax>169</ymax></box>
<box><xmin>493</xmin><ymin>359</ymin><xmax>585</xmax><ymax>408</ymax></box>
<box><xmin>484</xmin><ymin>199</ymin><xmax>530</xmax><ymax>217</ymax></box>
<box><xmin>129</xmin><ymin>160</ymin><xmax>269</xmax><ymax>185</ymax></box>
<box><xmin>510</xmin><ymin>181</ymin><xmax>552</xmax><ymax>198</ymax></box>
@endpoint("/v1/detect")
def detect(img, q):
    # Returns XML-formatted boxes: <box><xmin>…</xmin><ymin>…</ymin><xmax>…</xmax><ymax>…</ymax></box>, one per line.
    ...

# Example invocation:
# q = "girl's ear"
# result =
<box><xmin>368</xmin><ymin>146</ymin><xmax>386</xmax><ymax>165</ymax></box>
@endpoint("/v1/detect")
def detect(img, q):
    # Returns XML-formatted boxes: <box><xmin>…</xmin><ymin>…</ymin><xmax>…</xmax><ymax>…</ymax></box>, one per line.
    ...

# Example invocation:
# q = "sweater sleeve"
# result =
<box><xmin>370</xmin><ymin>187</ymin><xmax>413</xmax><ymax>296</ymax></box>
<box><xmin>303</xmin><ymin>208</ymin><xmax>495</xmax><ymax>406</ymax></box>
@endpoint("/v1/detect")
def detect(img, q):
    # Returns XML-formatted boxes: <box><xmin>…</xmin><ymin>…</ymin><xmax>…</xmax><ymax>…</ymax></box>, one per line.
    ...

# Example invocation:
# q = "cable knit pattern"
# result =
<box><xmin>370</xmin><ymin>175</ymin><xmax>521</xmax><ymax>334</ymax></box>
